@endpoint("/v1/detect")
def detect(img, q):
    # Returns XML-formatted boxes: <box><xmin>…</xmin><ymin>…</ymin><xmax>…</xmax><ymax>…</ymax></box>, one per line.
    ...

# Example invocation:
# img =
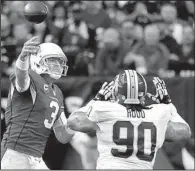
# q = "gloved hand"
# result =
<box><xmin>146</xmin><ymin>77</ymin><xmax>171</xmax><ymax>104</ymax></box>
<box><xmin>93</xmin><ymin>81</ymin><xmax>114</xmax><ymax>101</ymax></box>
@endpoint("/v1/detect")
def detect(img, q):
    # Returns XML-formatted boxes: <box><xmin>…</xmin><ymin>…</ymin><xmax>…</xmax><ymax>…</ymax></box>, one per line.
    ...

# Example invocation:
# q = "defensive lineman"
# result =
<box><xmin>67</xmin><ymin>70</ymin><xmax>191</xmax><ymax>169</ymax></box>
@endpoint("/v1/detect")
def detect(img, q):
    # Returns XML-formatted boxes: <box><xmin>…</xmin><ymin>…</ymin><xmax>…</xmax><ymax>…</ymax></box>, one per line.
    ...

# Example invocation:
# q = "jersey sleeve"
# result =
<box><xmin>87</xmin><ymin>101</ymin><xmax>114</xmax><ymax>123</ymax></box>
<box><xmin>169</xmin><ymin>103</ymin><xmax>188</xmax><ymax>124</ymax></box>
<box><xmin>88</xmin><ymin>106</ymin><xmax>99</xmax><ymax>123</ymax></box>
<box><xmin>76</xmin><ymin>101</ymin><xmax>114</xmax><ymax>123</ymax></box>
<box><xmin>10</xmin><ymin>70</ymin><xmax>37</xmax><ymax>91</ymax></box>
<box><xmin>76</xmin><ymin>100</ymin><xmax>98</xmax><ymax>123</ymax></box>
<box><xmin>9</xmin><ymin>73</ymin><xmax>37</xmax><ymax>104</ymax></box>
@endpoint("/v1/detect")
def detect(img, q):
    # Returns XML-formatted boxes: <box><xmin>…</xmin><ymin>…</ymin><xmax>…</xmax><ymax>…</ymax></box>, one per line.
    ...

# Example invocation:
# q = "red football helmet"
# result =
<box><xmin>112</xmin><ymin>70</ymin><xmax>147</xmax><ymax>104</ymax></box>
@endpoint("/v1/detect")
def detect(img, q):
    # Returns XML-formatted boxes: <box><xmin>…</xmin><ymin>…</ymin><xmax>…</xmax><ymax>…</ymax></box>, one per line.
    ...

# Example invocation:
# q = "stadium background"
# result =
<box><xmin>1</xmin><ymin>1</ymin><xmax>194</xmax><ymax>169</ymax></box>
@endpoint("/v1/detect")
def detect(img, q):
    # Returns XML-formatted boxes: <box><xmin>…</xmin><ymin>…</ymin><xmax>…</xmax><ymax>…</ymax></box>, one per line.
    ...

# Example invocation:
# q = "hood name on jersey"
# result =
<box><xmin>127</xmin><ymin>109</ymin><xmax>145</xmax><ymax>118</ymax></box>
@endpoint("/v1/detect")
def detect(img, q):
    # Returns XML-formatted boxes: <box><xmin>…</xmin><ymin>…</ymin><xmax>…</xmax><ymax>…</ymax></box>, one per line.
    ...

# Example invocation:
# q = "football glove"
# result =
<box><xmin>146</xmin><ymin>77</ymin><xmax>171</xmax><ymax>104</ymax></box>
<box><xmin>94</xmin><ymin>81</ymin><xmax>114</xmax><ymax>101</ymax></box>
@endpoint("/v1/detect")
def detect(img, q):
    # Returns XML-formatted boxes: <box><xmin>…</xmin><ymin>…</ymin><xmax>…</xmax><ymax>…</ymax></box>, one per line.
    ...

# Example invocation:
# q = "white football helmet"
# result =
<box><xmin>30</xmin><ymin>43</ymin><xmax>68</xmax><ymax>79</ymax></box>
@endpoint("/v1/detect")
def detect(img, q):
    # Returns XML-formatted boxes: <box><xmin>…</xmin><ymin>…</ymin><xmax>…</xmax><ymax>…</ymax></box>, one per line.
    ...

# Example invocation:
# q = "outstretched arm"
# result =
<box><xmin>67</xmin><ymin>81</ymin><xmax>113</xmax><ymax>133</ymax></box>
<box><xmin>15</xmin><ymin>36</ymin><xmax>39</xmax><ymax>92</ymax></box>
<box><xmin>67</xmin><ymin>109</ymin><xmax>99</xmax><ymax>134</ymax></box>
<box><xmin>53</xmin><ymin>112</ymin><xmax>75</xmax><ymax>144</ymax></box>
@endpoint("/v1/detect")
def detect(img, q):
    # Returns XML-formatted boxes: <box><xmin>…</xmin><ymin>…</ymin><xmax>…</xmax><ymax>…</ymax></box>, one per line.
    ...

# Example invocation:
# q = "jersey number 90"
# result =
<box><xmin>111</xmin><ymin>121</ymin><xmax>157</xmax><ymax>162</ymax></box>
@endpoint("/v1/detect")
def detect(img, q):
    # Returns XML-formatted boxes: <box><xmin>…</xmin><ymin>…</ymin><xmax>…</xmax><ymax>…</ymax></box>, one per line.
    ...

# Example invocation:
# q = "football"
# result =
<box><xmin>23</xmin><ymin>2</ymin><xmax>48</xmax><ymax>24</ymax></box>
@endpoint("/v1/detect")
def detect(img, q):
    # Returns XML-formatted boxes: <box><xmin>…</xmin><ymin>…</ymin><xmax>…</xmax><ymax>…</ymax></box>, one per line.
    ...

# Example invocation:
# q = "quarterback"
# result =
<box><xmin>1</xmin><ymin>37</ymin><xmax>74</xmax><ymax>169</ymax></box>
<box><xmin>67</xmin><ymin>70</ymin><xmax>191</xmax><ymax>169</ymax></box>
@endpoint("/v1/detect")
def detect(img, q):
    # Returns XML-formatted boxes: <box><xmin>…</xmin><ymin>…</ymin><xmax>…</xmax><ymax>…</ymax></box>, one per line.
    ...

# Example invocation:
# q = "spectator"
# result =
<box><xmin>162</xmin><ymin>1</ymin><xmax>194</xmax><ymax>22</ymax></box>
<box><xmin>47</xmin><ymin>2</ymin><xmax>69</xmax><ymax>44</ymax></box>
<box><xmin>158</xmin><ymin>3</ymin><xmax>186</xmax><ymax>45</ymax></box>
<box><xmin>120</xmin><ymin>21</ymin><xmax>143</xmax><ymax>47</ymax></box>
<box><xmin>82</xmin><ymin>1</ymin><xmax>111</xmax><ymax>29</ymax></box>
<box><xmin>125</xmin><ymin>2</ymin><xmax>156</xmax><ymax>28</ymax></box>
<box><xmin>59</xmin><ymin>2</ymin><xmax>89</xmax><ymax>75</ymax></box>
<box><xmin>1</xmin><ymin>14</ymin><xmax>17</xmax><ymax>66</ymax></box>
<box><xmin>62</xmin><ymin>1</ymin><xmax>88</xmax><ymax>53</ymax></box>
<box><xmin>95</xmin><ymin>28</ymin><xmax>129</xmax><ymax>76</ymax></box>
<box><xmin>52</xmin><ymin>1</ymin><xmax>68</xmax><ymax>29</ymax></box>
<box><xmin>82</xmin><ymin>1</ymin><xmax>112</xmax><ymax>51</ymax></box>
<box><xmin>159</xmin><ymin>26</ymin><xmax>183</xmax><ymax>61</ymax></box>
<box><xmin>181</xmin><ymin>25</ymin><xmax>194</xmax><ymax>63</ymax></box>
<box><xmin>176</xmin><ymin>25</ymin><xmax>195</xmax><ymax>71</ymax></box>
<box><xmin>122</xmin><ymin>1</ymin><xmax>137</xmax><ymax>15</ymax></box>
<box><xmin>120</xmin><ymin>21</ymin><xmax>143</xmax><ymax>71</ymax></box>
<box><xmin>102</xmin><ymin>1</ymin><xmax>126</xmax><ymax>28</ymax></box>
<box><xmin>123</xmin><ymin>24</ymin><xmax>170</xmax><ymax>75</ymax></box>
<box><xmin>144</xmin><ymin>1</ymin><xmax>161</xmax><ymax>15</ymax></box>
<box><xmin>1</xmin><ymin>14</ymin><xmax>12</xmax><ymax>41</ymax></box>
<box><xmin>68</xmin><ymin>2</ymin><xmax>89</xmax><ymax>41</ymax></box>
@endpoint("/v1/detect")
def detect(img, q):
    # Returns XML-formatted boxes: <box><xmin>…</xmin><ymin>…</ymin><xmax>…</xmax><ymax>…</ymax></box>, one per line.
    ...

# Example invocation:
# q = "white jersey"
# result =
<box><xmin>79</xmin><ymin>100</ymin><xmax>188</xmax><ymax>169</ymax></box>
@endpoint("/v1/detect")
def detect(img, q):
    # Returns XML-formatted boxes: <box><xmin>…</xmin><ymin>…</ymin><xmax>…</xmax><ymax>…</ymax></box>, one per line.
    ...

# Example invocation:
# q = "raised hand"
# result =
<box><xmin>146</xmin><ymin>77</ymin><xmax>171</xmax><ymax>104</ymax></box>
<box><xmin>94</xmin><ymin>81</ymin><xmax>114</xmax><ymax>101</ymax></box>
<box><xmin>19</xmin><ymin>36</ymin><xmax>40</xmax><ymax>61</ymax></box>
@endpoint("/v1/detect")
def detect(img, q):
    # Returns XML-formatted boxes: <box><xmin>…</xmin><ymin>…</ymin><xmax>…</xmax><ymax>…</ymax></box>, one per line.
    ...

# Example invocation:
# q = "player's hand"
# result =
<box><xmin>94</xmin><ymin>81</ymin><xmax>114</xmax><ymax>101</ymax></box>
<box><xmin>18</xmin><ymin>36</ymin><xmax>40</xmax><ymax>61</ymax></box>
<box><xmin>146</xmin><ymin>77</ymin><xmax>171</xmax><ymax>104</ymax></box>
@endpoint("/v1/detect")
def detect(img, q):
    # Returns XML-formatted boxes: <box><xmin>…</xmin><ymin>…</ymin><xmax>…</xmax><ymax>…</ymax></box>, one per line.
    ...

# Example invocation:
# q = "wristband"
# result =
<box><xmin>16</xmin><ymin>58</ymin><xmax>29</xmax><ymax>71</ymax></box>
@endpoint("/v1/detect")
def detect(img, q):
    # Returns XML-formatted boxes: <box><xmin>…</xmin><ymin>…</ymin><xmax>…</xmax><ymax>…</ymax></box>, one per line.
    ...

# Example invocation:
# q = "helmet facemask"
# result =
<box><xmin>43</xmin><ymin>56</ymin><xmax>68</xmax><ymax>79</ymax></box>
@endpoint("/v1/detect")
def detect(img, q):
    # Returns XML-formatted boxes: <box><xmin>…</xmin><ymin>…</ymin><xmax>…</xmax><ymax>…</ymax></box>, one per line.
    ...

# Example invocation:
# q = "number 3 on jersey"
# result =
<box><xmin>111</xmin><ymin>121</ymin><xmax>157</xmax><ymax>162</ymax></box>
<box><xmin>44</xmin><ymin>101</ymin><xmax>59</xmax><ymax>129</ymax></box>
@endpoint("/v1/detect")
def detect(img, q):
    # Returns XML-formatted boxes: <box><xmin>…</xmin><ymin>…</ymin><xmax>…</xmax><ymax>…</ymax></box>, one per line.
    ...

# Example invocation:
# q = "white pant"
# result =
<box><xmin>1</xmin><ymin>148</ymin><xmax>48</xmax><ymax>169</ymax></box>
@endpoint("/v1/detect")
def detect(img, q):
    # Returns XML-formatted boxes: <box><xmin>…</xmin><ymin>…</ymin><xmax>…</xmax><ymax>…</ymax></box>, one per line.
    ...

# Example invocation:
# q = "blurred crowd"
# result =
<box><xmin>1</xmin><ymin>1</ymin><xmax>195</xmax><ymax>169</ymax></box>
<box><xmin>1</xmin><ymin>0</ymin><xmax>195</xmax><ymax>79</ymax></box>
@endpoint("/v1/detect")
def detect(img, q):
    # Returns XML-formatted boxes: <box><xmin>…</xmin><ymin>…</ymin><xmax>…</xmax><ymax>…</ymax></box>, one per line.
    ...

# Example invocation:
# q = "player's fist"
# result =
<box><xmin>19</xmin><ymin>36</ymin><xmax>40</xmax><ymax>61</ymax></box>
<box><xmin>94</xmin><ymin>81</ymin><xmax>114</xmax><ymax>101</ymax></box>
<box><xmin>146</xmin><ymin>77</ymin><xmax>171</xmax><ymax>104</ymax></box>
